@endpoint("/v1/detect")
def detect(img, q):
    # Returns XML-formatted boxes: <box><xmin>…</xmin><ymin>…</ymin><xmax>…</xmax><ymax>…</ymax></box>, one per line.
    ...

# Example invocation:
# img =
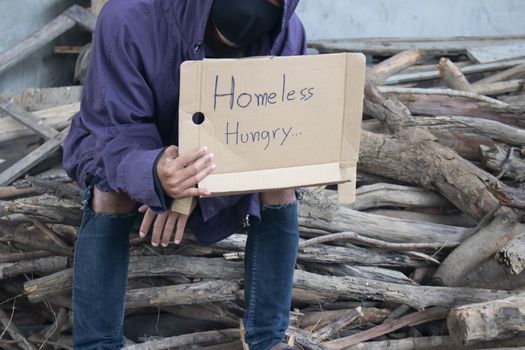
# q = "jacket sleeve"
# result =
<box><xmin>80</xmin><ymin>5</ymin><xmax>165</xmax><ymax>208</ymax></box>
<box><xmin>278</xmin><ymin>13</ymin><xmax>307</xmax><ymax>56</ymax></box>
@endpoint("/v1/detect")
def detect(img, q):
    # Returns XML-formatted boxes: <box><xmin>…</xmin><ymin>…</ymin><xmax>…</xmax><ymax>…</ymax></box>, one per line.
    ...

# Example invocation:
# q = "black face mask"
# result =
<box><xmin>211</xmin><ymin>0</ymin><xmax>283</xmax><ymax>47</ymax></box>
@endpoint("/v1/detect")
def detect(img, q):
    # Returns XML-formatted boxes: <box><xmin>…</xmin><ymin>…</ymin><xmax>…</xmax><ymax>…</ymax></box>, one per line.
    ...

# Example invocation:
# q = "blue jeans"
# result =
<box><xmin>73</xmin><ymin>185</ymin><xmax>299</xmax><ymax>350</ymax></box>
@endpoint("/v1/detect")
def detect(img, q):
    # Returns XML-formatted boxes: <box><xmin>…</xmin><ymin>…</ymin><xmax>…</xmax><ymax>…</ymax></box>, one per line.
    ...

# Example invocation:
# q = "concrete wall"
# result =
<box><xmin>0</xmin><ymin>0</ymin><xmax>89</xmax><ymax>93</ymax></box>
<box><xmin>296</xmin><ymin>0</ymin><xmax>525</xmax><ymax>40</ymax></box>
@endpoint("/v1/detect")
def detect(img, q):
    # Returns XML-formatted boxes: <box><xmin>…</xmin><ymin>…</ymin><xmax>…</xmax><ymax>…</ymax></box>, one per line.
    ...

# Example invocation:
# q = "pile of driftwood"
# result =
<box><xmin>1</xmin><ymin>4</ymin><xmax>525</xmax><ymax>350</ymax></box>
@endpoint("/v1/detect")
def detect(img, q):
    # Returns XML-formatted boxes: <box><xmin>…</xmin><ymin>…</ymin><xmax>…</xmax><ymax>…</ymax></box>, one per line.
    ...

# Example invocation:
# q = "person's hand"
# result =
<box><xmin>138</xmin><ymin>201</ymin><xmax>195</xmax><ymax>246</ymax></box>
<box><xmin>156</xmin><ymin>145</ymin><xmax>216</xmax><ymax>199</ymax></box>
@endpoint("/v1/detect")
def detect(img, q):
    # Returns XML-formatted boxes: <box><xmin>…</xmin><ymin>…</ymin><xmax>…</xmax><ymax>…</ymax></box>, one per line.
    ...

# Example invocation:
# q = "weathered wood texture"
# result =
<box><xmin>448</xmin><ymin>295</ymin><xmax>525</xmax><ymax>346</ymax></box>
<box><xmin>367</xmin><ymin>49</ymin><xmax>424</xmax><ymax>85</ymax></box>
<box><xmin>309</xmin><ymin>36</ymin><xmax>525</xmax><ymax>55</ymax></box>
<box><xmin>439</xmin><ymin>58</ymin><xmax>474</xmax><ymax>91</ymax></box>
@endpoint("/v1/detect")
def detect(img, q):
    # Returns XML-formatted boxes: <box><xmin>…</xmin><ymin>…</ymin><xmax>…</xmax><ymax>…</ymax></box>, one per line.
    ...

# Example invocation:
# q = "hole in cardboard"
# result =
<box><xmin>192</xmin><ymin>112</ymin><xmax>205</xmax><ymax>125</ymax></box>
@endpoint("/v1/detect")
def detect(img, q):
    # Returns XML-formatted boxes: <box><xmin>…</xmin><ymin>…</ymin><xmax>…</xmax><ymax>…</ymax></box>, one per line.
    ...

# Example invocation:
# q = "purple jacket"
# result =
<box><xmin>63</xmin><ymin>0</ymin><xmax>306</xmax><ymax>243</ymax></box>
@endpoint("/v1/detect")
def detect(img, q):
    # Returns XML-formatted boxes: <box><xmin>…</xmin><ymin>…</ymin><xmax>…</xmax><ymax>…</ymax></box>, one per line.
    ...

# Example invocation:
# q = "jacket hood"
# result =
<box><xmin>172</xmin><ymin>0</ymin><xmax>301</xmax><ymax>55</ymax></box>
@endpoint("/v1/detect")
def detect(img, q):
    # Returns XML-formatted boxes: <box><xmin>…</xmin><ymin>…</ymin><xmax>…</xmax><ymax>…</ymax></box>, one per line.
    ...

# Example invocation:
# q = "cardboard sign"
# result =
<box><xmin>175</xmin><ymin>53</ymin><xmax>365</xmax><ymax>212</ymax></box>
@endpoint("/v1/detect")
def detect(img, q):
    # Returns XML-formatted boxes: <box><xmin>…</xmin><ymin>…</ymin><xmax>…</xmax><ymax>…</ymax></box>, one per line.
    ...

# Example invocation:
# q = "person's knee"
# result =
<box><xmin>260</xmin><ymin>189</ymin><xmax>296</xmax><ymax>206</ymax></box>
<box><xmin>91</xmin><ymin>186</ymin><xmax>135</xmax><ymax>214</ymax></box>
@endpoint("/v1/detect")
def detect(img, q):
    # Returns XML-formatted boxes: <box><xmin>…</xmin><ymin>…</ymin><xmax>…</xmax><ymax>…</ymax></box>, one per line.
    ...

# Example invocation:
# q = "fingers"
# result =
<box><xmin>176</xmin><ymin>163</ymin><xmax>216</xmax><ymax>195</ymax></box>
<box><xmin>174</xmin><ymin>187</ymin><xmax>211</xmax><ymax>199</ymax></box>
<box><xmin>161</xmin><ymin>212</ymin><xmax>178</xmax><ymax>247</ymax></box>
<box><xmin>174</xmin><ymin>215</ymin><xmax>189</xmax><ymax>244</ymax></box>
<box><xmin>174</xmin><ymin>147</ymin><xmax>210</xmax><ymax>170</ymax></box>
<box><xmin>139</xmin><ymin>208</ymin><xmax>156</xmax><ymax>237</ymax></box>
<box><xmin>151</xmin><ymin>212</ymin><xmax>168</xmax><ymax>246</ymax></box>
<box><xmin>164</xmin><ymin>145</ymin><xmax>179</xmax><ymax>160</ymax></box>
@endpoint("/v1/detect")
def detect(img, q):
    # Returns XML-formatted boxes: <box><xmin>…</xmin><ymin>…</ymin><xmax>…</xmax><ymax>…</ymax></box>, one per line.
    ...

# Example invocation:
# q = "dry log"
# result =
<box><xmin>447</xmin><ymin>295</ymin><xmax>525</xmax><ymax>346</ymax></box>
<box><xmin>123</xmin><ymin>329</ymin><xmax>240</xmax><ymax>350</ymax></box>
<box><xmin>0</xmin><ymin>186</ymin><xmax>36</xmax><ymax>200</ymax></box>
<box><xmin>377</xmin><ymin>87</ymin><xmax>525</xmax><ymax>128</ymax></box>
<box><xmin>384</xmin><ymin>57</ymin><xmax>525</xmax><ymax>85</ymax></box>
<box><xmin>0</xmin><ymin>256</ymin><xmax>68</xmax><ymax>279</ymax></box>
<box><xmin>473</xmin><ymin>79</ymin><xmax>525</xmax><ymax>96</ymax></box>
<box><xmin>311</xmin><ymin>264</ymin><xmax>416</xmax><ymax>285</ymax></box>
<box><xmin>414</xmin><ymin>115</ymin><xmax>525</xmax><ymax>147</ymax></box>
<box><xmin>480</xmin><ymin>144</ymin><xmax>525</xmax><ymax>182</ymax></box>
<box><xmin>0</xmin><ymin>307</ymin><xmax>37</xmax><ymax>350</ymax></box>
<box><xmin>438</xmin><ymin>58</ymin><xmax>474</xmax><ymax>92</ymax></box>
<box><xmin>367</xmin><ymin>49</ymin><xmax>424</xmax><ymax>85</ymax></box>
<box><xmin>343</xmin><ymin>336</ymin><xmax>525</xmax><ymax>350</ymax></box>
<box><xmin>0</xmin><ymin>223</ymin><xmax>73</xmax><ymax>257</ymax></box>
<box><xmin>308</xmin><ymin>36</ymin><xmax>525</xmax><ymax>56</ymax></box>
<box><xmin>350</xmin><ymin>183</ymin><xmax>451</xmax><ymax>211</ymax></box>
<box><xmin>300</xmin><ymin>231</ymin><xmax>456</xmax><ymax>250</ymax></box>
<box><xmin>427</xmin><ymin>130</ymin><xmax>494</xmax><ymax>162</ymax></box>
<box><xmin>126</xmin><ymin>280</ymin><xmax>239</xmax><ymax>308</ymax></box>
<box><xmin>474</xmin><ymin>63</ymin><xmax>525</xmax><ymax>85</ymax></box>
<box><xmin>461</xmin><ymin>257</ymin><xmax>525</xmax><ymax>290</ymax></box>
<box><xmin>293</xmin><ymin>270</ymin><xmax>516</xmax><ymax>310</ymax></box>
<box><xmin>362</xmin><ymin>81</ymin><xmax>503</xmax><ymax>220</ymax></box>
<box><xmin>368</xmin><ymin>209</ymin><xmax>476</xmax><ymax>227</ymax></box>
<box><xmin>322</xmin><ymin>307</ymin><xmax>448</xmax><ymax>349</ymax></box>
<box><xmin>300</xmin><ymin>190</ymin><xmax>469</xmax><ymax>244</ymax></box>
<box><xmin>433</xmin><ymin>213</ymin><xmax>525</xmax><ymax>286</ymax></box>
<box><xmin>489</xmin><ymin>182</ymin><xmax>525</xmax><ymax>209</ymax></box>
<box><xmin>0</xmin><ymin>250</ymin><xmax>51</xmax><ymax>264</ymax></box>
<box><xmin>311</xmin><ymin>307</ymin><xmax>363</xmax><ymax>341</ymax></box>
<box><xmin>296</xmin><ymin>308</ymin><xmax>390</xmax><ymax>330</ymax></box>
<box><xmin>162</xmin><ymin>303</ymin><xmax>240</xmax><ymax>327</ymax></box>
<box><xmin>499</xmin><ymin>233</ymin><xmax>525</xmax><ymax>275</ymax></box>
<box><xmin>359</xmin><ymin>129</ymin><xmax>501</xmax><ymax>221</ymax></box>
<box><xmin>342</xmin><ymin>336</ymin><xmax>453</xmax><ymax>350</ymax></box>
<box><xmin>0</xmin><ymin>86</ymin><xmax>82</xmax><ymax>112</ymax></box>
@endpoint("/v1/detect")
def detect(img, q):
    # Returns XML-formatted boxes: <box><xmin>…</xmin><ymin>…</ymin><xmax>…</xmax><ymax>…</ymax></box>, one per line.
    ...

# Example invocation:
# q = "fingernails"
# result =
<box><xmin>211</xmin><ymin>164</ymin><xmax>216</xmax><ymax>170</ymax></box>
<box><xmin>161</xmin><ymin>242</ymin><xmax>168</xmax><ymax>247</ymax></box>
<box><xmin>209</xmin><ymin>153</ymin><xmax>214</xmax><ymax>159</ymax></box>
<box><xmin>152</xmin><ymin>241</ymin><xmax>159</xmax><ymax>247</ymax></box>
<box><xmin>174</xmin><ymin>240</ymin><xmax>180</xmax><ymax>245</ymax></box>
<box><xmin>202</xmin><ymin>146</ymin><xmax>208</xmax><ymax>152</ymax></box>
<box><xmin>139</xmin><ymin>231</ymin><xmax>145</xmax><ymax>238</ymax></box>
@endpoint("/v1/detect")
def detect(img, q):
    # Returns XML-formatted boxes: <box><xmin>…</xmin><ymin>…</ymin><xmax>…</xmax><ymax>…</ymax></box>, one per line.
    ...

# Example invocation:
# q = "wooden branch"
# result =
<box><xmin>417</xmin><ymin>115</ymin><xmax>525</xmax><ymax>146</ymax></box>
<box><xmin>0</xmin><ymin>14</ymin><xmax>76</xmax><ymax>75</ymax></box>
<box><xmin>300</xmin><ymin>189</ymin><xmax>469</xmax><ymax>244</ymax></box>
<box><xmin>0</xmin><ymin>256</ymin><xmax>68</xmax><ymax>279</ymax></box>
<box><xmin>480</xmin><ymin>144</ymin><xmax>525</xmax><ymax>182</ymax></box>
<box><xmin>377</xmin><ymin>87</ymin><xmax>525</xmax><ymax>128</ymax></box>
<box><xmin>63</xmin><ymin>5</ymin><xmax>97</xmax><ymax>33</ymax></box>
<box><xmin>293</xmin><ymin>270</ymin><xmax>516</xmax><ymax>310</ymax></box>
<box><xmin>384</xmin><ymin>57</ymin><xmax>525</xmax><ymax>85</ymax></box>
<box><xmin>296</xmin><ymin>308</ymin><xmax>390</xmax><ymax>330</ymax></box>
<box><xmin>322</xmin><ymin>307</ymin><xmax>448</xmax><ymax>349</ymax></box>
<box><xmin>300</xmin><ymin>231</ymin><xmax>457</xmax><ymax>250</ymax></box>
<box><xmin>368</xmin><ymin>49</ymin><xmax>424</xmax><ymax>85</ymax></box>
<box><xmin>447</xmin><ymin>295</ymin><xmax>525</xmax><ymax>346</ymax></box>
<box><xmin>0</xmin><ymin>86</ymin><xmax>82</xmax><ymax>112</ymax></box>
<box><xmin>433</xmin><ymin>213</ymin><xmax>525</xmax><ymax>286</ymax></box>
<box><xmin>0</xmin><ymin>102</ymin><xmax>79</xmax><ymax>144</ymax></box>
<box><xmin>123</xmin><ymin>329</ymin><xmax>239</xmax><ymax>350</ymax></box>
<box><xmin>473</xmin><ymin>79</ymin><xmax>525</xmax><ymax>96</ymax></box>
<box><xmin>439</xmin><ymin>58</ymin><xmax>474</xmax><ymax>92</ymax></box>
<box><xmin>308</xmin><ymin>35</ymin><xmax>525</xmax><ymax>56</ymax></box>
<box><xmin>126</xmin><ymin>280</ymin><xmax>239</xmax><ymax>308</ymax></box>
<box><xmin>0</xmin><ymin>307</ymin><xmax>37</xmax><ymax>350</ymax></box>
<box><xmin>311</xmin><ymin>307</ymin><xmax>363</xmax><ymax>341</ymax></box>
<box><xmin>474</xmin><ymin>63</ymin><xmax>525</xmax><ymax>85</ymax></box>
<box><xmin>351</xmin><ymin>183</ymin><xmax>451</xmax><ymax>211</ymax></box>
<box><xmin>0</xmin><ymin>186</ymin><xmax>36</xmax><ymax>200</ymax></box>
<box><xmin>0</xmin><ymin>128</ymin><xmax>69</xmax><ymax>186</ymax></box>
<box><xmin>359</xmin><ymin>129</ymin><xmax>501</xmax><ymax>221</ymax></box>
<box><xmin>489</xmin><ymin>182</ymin><xmax>525</xmax><ymax>209</ymax></box>
<box><xmin>0</xmin><ymin>98</ymin><xmax>59</xmax><ymax>140</ymax></box>
<box><xmin>499</xmin><ymin>233</ymin><xmax>525</xmax><ymax>275</ymax></box>
<box><xmin>0</xmin><ymin>250</ymin><xmax>51</xmax><ymax>264</ymax></box>
<box><xmin>462</xmin><ymin>256</ymin><xmax>525</xmax><ymax>291</ymax></box>
<box><xmin>0</xmin><ymin>224</ymin><xmax>73</xmax><ymax>257</ymax></box>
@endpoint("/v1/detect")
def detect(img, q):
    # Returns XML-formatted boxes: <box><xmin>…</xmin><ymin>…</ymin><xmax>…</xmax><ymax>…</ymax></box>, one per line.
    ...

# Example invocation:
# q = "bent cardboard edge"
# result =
<box><xmin>172</xmin><ymin>53</ymin><xmax>365</xmax><ymax>215</ymax></box>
